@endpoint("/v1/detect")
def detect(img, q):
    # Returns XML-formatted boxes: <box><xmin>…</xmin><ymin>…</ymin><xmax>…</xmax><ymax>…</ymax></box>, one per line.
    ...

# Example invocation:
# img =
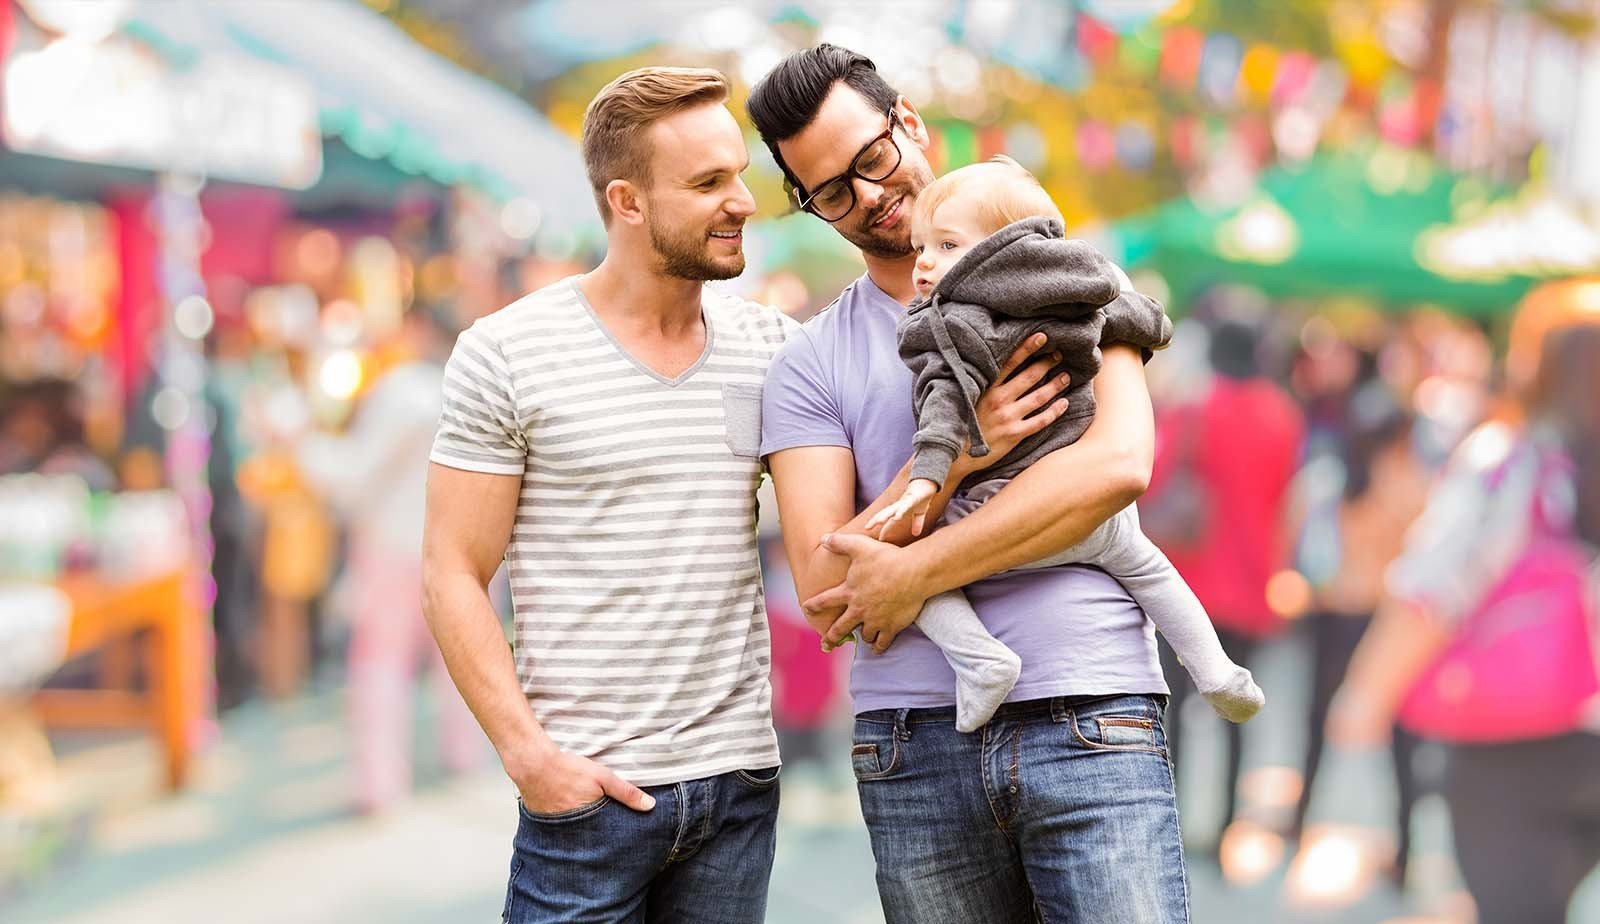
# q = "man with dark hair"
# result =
<box><xmin>746</xmin><ymin>44</ymin><xmax>906</xmax><ymax>259</ymax></box>
<box><xmin>748</xmin><ymin>44</ymin><xmax>1190</xmax><ymax>923</ymax></box>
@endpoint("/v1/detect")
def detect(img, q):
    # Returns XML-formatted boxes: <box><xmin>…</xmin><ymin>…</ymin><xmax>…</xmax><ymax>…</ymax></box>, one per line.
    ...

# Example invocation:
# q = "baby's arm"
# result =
<box><xmin>1098</xmin><ymin>289</ymin><xmax>1172</xmax><ymax>359</ymax></box>
<box><xmin>901</xmin><ymin>310</ymin><xmax>1000</xmax><ymax>489</ymax></box>
<box><xmin>909</xmin><ymin>375</ymin><xmax>973</xmax><ymax>489</ymax></box>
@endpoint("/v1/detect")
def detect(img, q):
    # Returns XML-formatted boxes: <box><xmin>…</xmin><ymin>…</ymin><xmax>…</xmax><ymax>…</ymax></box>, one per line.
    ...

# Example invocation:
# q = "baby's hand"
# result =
<box><xmin>862</xmin><ymin>479</ymin><xmax>940</xmax><ymax>540</ymax></box>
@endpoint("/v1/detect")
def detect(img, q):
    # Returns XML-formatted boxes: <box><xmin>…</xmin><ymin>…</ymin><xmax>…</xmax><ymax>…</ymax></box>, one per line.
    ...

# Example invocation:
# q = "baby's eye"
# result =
<box><xmin>940</xmin><ymin>241</ymin><xmax>957</xmax><ymax>251</ymax></box>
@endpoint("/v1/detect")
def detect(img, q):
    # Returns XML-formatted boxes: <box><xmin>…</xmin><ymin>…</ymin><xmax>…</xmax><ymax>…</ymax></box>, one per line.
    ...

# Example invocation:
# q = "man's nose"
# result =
<box><xmin>726</xmin><ymin>177</ymin><xmax>757</xmax><ymax>218</ymax></box>
<box><xmin>854</xmin><ymin>177</ymin><xmax>886</xmax><ymax>217</ymax></box>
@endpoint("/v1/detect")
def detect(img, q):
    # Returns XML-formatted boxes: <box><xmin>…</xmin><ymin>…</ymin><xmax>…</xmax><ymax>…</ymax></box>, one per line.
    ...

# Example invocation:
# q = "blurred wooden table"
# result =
<box><xmin>30</xmin><ymin>570</ymin><xmax>203</xmax><ymax>790</ymax></box>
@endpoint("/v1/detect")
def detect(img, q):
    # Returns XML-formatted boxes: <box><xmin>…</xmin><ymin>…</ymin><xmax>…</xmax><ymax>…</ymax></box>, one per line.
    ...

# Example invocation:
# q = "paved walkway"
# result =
<box><xmin>6</xmin><ymin>637</ymin><xmax>1598</xmax><ymax>923</ymax></box>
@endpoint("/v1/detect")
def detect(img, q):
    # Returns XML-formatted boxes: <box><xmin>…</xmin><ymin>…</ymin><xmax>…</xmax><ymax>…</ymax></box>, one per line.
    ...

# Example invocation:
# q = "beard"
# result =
<box><xmin>834</xmin><ymin>161</ymin><xmax>936</xmax><ymax>260</ymax></box>
<box><xmin>646</xmin><ymin>207</ymin><xmax>745</xmax><ymax>281</ymax></box>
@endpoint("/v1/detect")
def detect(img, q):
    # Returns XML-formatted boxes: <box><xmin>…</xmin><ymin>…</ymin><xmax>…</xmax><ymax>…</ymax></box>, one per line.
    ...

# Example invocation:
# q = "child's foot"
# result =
<box><xmin>1201</xmin><ymin>667</ymin><xmax>1264</xmax><ymax>723</ymax></box>
<box><xmin>954</xmin><ymin>648</ymin><xmax>1022</xmax><ymax>733</ymax></box>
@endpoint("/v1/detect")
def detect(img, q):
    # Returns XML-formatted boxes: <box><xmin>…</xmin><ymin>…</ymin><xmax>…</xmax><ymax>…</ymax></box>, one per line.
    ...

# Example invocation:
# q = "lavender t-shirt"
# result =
<box><xmin>761</xmin><ymin>274</ymin><xmax>1166</xmax><ymax>713</ymax></box>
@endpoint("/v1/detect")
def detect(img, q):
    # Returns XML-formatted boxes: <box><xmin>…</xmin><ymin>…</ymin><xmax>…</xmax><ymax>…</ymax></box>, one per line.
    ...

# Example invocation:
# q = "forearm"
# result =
<box><xmin>422</xmin><ymin>570</ymin><xmax>554</xmax><ymax>775</ymax></box>
<box><xmin>797</xmin><ymin>455</ymin><xmax>976</xmax><ymax>631</ymax></box>
<box><xmin>899</xmin><ymin>346</ymin><xmax>1153</xmax><ymax>598</ymax></box>
<box><xmin>1339</xmin><ymin>597</ymin><xmax>1451</xmax><ymax>716</ymax></box>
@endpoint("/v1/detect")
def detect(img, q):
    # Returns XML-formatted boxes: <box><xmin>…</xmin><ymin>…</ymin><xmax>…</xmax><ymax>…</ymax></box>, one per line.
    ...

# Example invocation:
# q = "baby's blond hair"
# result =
<box><xmin>912</xmin><ymin>155</ymin><xmax>1063</xmax><ymax>236</ymax></box>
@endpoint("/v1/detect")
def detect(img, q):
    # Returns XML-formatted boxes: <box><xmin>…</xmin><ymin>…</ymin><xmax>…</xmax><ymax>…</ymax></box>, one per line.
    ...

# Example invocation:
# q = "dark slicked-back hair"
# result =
<box><xmin>746</xmin><ymin>44</ymin><xmax>900</xmax><ymax>199</ymax></box>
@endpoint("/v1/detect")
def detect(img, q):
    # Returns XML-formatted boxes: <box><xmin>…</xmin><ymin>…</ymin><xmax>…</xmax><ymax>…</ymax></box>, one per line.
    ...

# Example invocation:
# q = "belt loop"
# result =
<box><xmin>894</xmin><ymin>708</ymin><xmax>912</xmax><ymax>741</ymax></box>
<box><xmin>1050</xmin><ymin>696</ymin><xmax>1069</xmax><ymax>724</ymax></box>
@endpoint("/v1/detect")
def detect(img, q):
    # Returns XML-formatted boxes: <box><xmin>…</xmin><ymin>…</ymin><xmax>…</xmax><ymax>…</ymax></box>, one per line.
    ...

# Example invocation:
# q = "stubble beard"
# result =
<box><xmin>647</xmin><ymin>210</ymin><xmax>744</xmax><ymax>281</ymax></box>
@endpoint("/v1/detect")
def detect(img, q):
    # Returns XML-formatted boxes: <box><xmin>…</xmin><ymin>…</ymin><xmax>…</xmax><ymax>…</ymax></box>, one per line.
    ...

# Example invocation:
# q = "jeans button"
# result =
<box><xmin>1008</xmin><ymin>784</ymin><xmax>1018</xmax><ymax>794</ymax></box>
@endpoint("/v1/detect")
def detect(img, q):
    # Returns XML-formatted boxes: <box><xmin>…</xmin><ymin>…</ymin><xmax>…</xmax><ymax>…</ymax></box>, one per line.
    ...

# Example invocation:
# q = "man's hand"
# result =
<box><xmin>509</xmin><ymin>744</ymin><xmax>657</xmax><ymax>815</ymax></box>
<box><xmin>863</xmin><ymin>478</ymin><xmax>940</xmax><ymax>539</ymax></box>
<box><xmin>969</xmin><ymin>333</ymin><xmax>1072</xmax><ymax>471</ymax></box>
<box><xmin>804</xmin><ymin>532</ymin><xmax>930</xmax><ymax>654</ymax></box>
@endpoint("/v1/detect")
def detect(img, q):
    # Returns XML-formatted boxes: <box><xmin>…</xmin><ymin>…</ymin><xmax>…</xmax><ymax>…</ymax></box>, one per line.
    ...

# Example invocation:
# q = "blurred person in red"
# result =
<box><xmin>1330</xmin><ymin>289</ymin><xmax>1600</xmax><ymax>924</ymax></box>
<box><xmin>1288</xmin><ymin>373</ymin><xmax>1431</xmax><ymax>886</ymax></box>
<box><xmin>295</xmin><ymin>308</ymin><xmax>483</xmax><ymax>814</ymax></box>
<box><xmin>1148</xmin><ymin>318</ymin><xmax>1304</xmax><ymax>851</ymax></box>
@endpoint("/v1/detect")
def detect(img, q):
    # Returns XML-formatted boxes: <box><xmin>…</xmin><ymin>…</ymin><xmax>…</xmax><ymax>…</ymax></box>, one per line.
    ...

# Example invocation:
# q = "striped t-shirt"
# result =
<box><xmin>430</xmin><ymin>277</ymin><xmax>795</xmax><ymax>786</ymax></box>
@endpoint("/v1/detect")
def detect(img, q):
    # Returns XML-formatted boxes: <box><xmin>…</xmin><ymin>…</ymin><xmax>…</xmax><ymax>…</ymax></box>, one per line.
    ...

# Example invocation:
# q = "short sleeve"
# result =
<box><xmin>430</xmin><ymin>325</ymin><xmax>528</xmax><ymax>476</ymax></box>
<box><xmin>759</xmin><ymin>330</ymin><xmax>850</xmax><ymax>458</ymax></box>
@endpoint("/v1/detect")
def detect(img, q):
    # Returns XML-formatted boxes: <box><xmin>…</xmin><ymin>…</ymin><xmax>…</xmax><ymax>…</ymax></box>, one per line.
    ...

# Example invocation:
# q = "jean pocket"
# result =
<box><xmin>721</xmin><ymin>383</ymin><xmax>763</xmax><ymax>459</ymax></box>
<box><xmin>517</xmin><ymin>795</ymin><xmax>611</xmax><ymax>824</ymax></box>
<box><xmin>1069</xmin><ymin>710</ymin><xmax>1165</xmax><ymax>754</ymax></box>
<box><xmin>733</xmin><ymin>766</ymin><xmax>782</xmax><ymax>790</ymax></box>
<box><xmin>850</xmin><ymin>722</ymin><xmax>902</xmax><ymax>782</ymax></box>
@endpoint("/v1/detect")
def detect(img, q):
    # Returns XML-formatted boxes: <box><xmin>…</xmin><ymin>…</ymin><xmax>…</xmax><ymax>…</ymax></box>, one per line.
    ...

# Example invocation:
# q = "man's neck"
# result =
<box><xmin>863</xmin><ymin>252</ymin><xmax>920</xmax><ymax>306</ymax></box>
<box><xmin>581</xmin><ymin>256</ymin><xmax>704</xmax><ymax>337</ymax></box>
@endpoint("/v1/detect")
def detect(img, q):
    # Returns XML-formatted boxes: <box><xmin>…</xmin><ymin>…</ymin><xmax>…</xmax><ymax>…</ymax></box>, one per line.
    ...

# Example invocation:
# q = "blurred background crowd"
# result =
<box><xmin>2</xmin><ymin>1</ymin><xmax>1599</xmax><ymax>922</ymax></box>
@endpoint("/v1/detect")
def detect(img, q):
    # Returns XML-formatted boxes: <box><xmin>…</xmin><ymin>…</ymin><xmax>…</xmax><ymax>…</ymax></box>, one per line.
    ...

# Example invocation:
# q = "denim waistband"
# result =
<box><xmin>855</xmin><ymin>692</ymin><xmax>1166</xmax><ymax>727</ymax></box>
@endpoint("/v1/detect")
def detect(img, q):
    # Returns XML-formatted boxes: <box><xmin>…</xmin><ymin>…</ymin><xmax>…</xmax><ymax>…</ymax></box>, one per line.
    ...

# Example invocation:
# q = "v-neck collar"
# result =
<box><xmin>570</xmin><ymin>278</ymin><xmax>715</xmax><ymax>387</ymax></box>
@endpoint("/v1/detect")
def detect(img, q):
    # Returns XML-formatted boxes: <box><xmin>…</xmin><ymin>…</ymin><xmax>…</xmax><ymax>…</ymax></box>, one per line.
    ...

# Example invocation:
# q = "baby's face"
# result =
<box><xmin>911</xmin><ymin>195</ymin><xmax>988</xmax><ymax>299</ymax></box>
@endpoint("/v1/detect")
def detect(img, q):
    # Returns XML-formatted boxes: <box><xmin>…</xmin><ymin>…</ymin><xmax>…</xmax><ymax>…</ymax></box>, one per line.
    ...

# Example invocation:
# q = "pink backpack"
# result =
<box><xmin>1398</xmin><ymin>445</ymin><xmax>1600</xmax><ymax>742</ymax></box>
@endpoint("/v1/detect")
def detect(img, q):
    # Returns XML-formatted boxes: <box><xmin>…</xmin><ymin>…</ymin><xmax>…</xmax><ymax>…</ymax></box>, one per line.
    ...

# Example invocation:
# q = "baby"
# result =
<box><xmin>865</xmin><ymin>156</ymin><xmax>1264</xmax><ymax>732</ymax></box>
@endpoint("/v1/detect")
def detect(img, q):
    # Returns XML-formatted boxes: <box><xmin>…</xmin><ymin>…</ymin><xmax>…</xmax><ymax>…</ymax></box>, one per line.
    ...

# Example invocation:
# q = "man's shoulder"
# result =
<box><xmin>702</xmin><ymin>286</ymin><xmax>797</xmax><ymax>349</ymax></box>
<box><xmin>789</xmin><ymin>275</ymin><xmax>880</xmax><ymax>343</ymax></box>
<box><xmin>771</xmin><ymin>276</ymin><xmax>888</xmax><ymax>370</ymax></box>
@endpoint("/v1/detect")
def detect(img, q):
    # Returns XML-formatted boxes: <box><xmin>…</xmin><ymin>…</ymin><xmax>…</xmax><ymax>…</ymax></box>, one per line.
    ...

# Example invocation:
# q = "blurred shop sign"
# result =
<box><xmin>2</xmin><ymin>34</ymin><xmax>322</xmax><ymax>189</ymax></box>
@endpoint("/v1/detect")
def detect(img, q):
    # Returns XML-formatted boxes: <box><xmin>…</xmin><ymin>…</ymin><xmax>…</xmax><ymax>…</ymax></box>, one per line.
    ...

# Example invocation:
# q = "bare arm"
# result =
<box><xmin>422</xmin><ymin>462</ymin><xmax>653</xmax><ymax>812</ymax></box>
<box><xmin>769</xmin><ymin>449</ymin><xmax>979</xmax><ymax>637</ymax></box>
<box><xmin>810</xmin><ymin>345</ymin><xmax>1155</xmax><ymax>650</ymax></box>
<box><xmin>1325</xmin><ymin>597</ymin><xmax>1450</xmax><ymax>747</ymax></box>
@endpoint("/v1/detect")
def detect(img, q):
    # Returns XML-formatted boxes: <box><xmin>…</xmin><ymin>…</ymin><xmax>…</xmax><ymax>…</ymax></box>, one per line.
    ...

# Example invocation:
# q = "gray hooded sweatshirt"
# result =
<box><xmin>899</xmin><ymin>216</ymin><xmax>1172</xmax><ymax>491</ymax></box>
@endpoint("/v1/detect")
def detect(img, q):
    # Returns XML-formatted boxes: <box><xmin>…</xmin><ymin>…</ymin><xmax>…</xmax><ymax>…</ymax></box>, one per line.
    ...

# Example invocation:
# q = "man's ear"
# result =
<box><xmin>895</xmin><ymin>96</ymin><xmax>932</xmax><ymax>151</ymax></box>
<box><xmin>605</xmin><ymin>179</ymin><xmax>646</xmax><ymax>227</ymax></box>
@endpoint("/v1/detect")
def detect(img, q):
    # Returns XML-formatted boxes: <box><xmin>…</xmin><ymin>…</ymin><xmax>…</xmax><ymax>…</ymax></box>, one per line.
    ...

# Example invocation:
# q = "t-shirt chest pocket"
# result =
<box><xmin>721</xmin><ymin>383</ymin><xmax>763</xmax><ymax>459</ymax></box>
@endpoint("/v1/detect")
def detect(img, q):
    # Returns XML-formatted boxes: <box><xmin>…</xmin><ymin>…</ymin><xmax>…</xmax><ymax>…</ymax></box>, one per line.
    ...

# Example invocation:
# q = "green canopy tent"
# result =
<box><xmin>1112</xmin><ymin>151</ymin><xmax>1540</xmax><ymax>317</ymax></box>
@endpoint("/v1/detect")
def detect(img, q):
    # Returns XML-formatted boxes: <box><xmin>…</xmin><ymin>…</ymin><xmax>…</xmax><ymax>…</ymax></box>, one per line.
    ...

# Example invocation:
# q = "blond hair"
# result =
<box><xmin>582</xmin><ymin>67</ymin><xmax>730</xmax><ymax>225</ymax></box>
<box><xmin>912</xmin><ymin>155</ymin><xmax>1062</xmax><ymax>235</ymax></box>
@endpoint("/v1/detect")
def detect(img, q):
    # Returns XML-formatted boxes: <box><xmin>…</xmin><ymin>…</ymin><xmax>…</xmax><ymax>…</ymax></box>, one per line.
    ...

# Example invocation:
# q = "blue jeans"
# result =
<box><xmin>502</xmin><ymin>767</ymin><xmax>780</xmax><ymax>923</ymax></box>
<box><xmin>852</xmin><ymin>694</ymin><xmax>1189</xmax><ymax>923</ymax></box>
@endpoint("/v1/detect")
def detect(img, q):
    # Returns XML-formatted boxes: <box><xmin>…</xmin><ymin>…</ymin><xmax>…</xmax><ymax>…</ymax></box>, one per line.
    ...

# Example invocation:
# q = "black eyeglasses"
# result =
<box><xmin>793</xmin><ymin>108</ymin><xmax>903</xmax><ymax>223</ymax></box>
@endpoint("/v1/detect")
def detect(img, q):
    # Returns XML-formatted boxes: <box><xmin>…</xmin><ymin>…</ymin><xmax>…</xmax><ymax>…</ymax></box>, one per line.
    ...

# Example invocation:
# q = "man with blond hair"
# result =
<box><xmin>421</xmin><ymin>67</ymin><xmax>789</xmax><ymax>922</ymax></box>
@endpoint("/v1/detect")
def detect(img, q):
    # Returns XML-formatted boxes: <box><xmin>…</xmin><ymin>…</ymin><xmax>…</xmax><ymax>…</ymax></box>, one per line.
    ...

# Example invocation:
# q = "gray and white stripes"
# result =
<box><xmin>431</xmin><ymin>278</ymin><xmax>794</xmax><ymax>785</ymax></box>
